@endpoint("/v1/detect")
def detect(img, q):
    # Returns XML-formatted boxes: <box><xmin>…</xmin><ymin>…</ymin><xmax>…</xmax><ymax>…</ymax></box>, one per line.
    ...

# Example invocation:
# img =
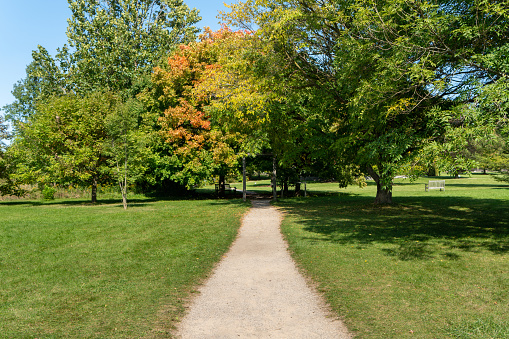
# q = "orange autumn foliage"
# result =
<box><xmin>148</xmin><ymin>26</ymin><xmax>250</xmax><ymax>165</ymax></box>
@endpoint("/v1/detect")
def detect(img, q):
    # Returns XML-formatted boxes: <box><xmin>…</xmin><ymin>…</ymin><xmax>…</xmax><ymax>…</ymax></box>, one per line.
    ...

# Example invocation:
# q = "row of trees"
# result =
<box><xmin>1</xmin><ymin>0</ymin><xmax>509</xmax><ymax>205</ymax></box>
<box><xmin>2</xmin><ymin>0</ymin><xmax>202</xmax><ymax>207</ymax></box>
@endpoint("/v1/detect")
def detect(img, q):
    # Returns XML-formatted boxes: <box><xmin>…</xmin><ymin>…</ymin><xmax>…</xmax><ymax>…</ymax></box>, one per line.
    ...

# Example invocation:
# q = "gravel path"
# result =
<box><xmin>176</xmin><ymin>200</ymin><xmax>352</xmax><ymax>338</ymax></box>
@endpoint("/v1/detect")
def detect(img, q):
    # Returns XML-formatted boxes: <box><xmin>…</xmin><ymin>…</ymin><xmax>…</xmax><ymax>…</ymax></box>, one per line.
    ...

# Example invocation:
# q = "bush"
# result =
<box><xmin>41</xmin><ymin>185</ymin><xmax>57</xmax><ymax>200</ymax></box>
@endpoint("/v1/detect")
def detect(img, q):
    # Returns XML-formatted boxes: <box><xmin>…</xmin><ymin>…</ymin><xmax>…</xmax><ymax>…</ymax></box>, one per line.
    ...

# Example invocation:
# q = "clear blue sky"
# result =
<box><xmin>0</xmin><ymin>0</ymin><xmax>232</xmax><ymax>116</ymax></box>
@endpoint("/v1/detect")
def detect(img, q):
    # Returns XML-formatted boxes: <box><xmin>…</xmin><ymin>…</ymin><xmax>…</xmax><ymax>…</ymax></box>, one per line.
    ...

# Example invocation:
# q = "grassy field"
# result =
<box><xmin>276</xmin><ymin>174</ymin><xmax>509</xmax><ymax>338</ymax></box>
<box><xmin>2</xmin><ymin>175</ymin><xmax>507</xmax><ymax>338</ymax></box>
<box><xmin>0</xmin><ymin>198</ymin><xmax>249</xmax><ymax>338</ymax></box>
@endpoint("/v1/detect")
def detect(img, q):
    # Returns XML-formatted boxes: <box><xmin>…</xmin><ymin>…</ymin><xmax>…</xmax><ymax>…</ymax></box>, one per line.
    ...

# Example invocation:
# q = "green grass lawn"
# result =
<box><xmin>0</xmin><ymin>198</ymin><xmax>249</xmax><ymax>338</ymax></box>
<box><xmin>2</xmin><ymin>175</ymin><xmax>507</xmax><ymax>338</ymax></box>
<box><xmin>276</xmin><ymin>174</ymin><xmax>509</xmax><ymax>338</ymax></box>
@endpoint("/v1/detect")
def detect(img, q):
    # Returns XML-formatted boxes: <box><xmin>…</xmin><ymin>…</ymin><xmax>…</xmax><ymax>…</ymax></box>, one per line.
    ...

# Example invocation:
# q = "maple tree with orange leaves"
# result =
<box><xmin>141</xmin><ymin>27</ymin><xmax>251</xmax><ymax>190</ymax></box>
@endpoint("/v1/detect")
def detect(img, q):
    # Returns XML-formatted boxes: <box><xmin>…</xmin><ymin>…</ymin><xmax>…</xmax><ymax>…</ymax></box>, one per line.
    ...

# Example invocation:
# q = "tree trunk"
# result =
<box><xmin>366</xmin><ymin>165</ymin><xmax>393</xmax><ymax>204</ymax></box>
<box><xmin>272</xmin><ymin>157</ymin><xmax>277</xmax><ymax>200</ymax></box>
<box><xmin>374</xmin><ymin>184</ymin><xmax>392</xmax><ymax>204</ymax></box>
<box><xmin>121</xmin><ymin>191</ymin><xmax>128</xmax><ymax>210</ymax></box>
<box><xmin>283</xmin><ymin>178</ymin><xmax>289</xmax><ymax>198</ymax></box>
<box><xmin>120</xmin><ymin>172</ymin><xmax>127</xmax><ymax>210</ymax></box>
<box><xmin>219</xmin><ymin>174</ymin><xmax>226</xmax><ymax>197</ymax></box>
<box><xmin>427</xmin><ymin>164</ymin><xmax>439</xmax><ymax>177</ymax></box>
<box><xmin>122</xmin><ymin>143</ymin><xmax>128</xmax><ymax>210</ymax></box>
<box><xmin>91</xmin><ymin>177</ymin><xmax>98</xmax><ymax>203</ymax></box>
<box><xmin>242</xmin><ymin>156</ymin><xmax>247</xmax><ymax>202</ymax></box>
<box><xmin>295</xmin><ymin>182</ymin><xmax>301</xmax><ymax>196</ymax></box>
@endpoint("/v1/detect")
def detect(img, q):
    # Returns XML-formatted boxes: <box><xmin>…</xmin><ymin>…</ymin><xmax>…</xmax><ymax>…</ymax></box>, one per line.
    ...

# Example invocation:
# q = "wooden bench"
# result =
<box><xmin>215</xmin><ymin>183</ymin><xmax>237</xmax><ymax>195</ymax></box>
<box><xmin>425</xmin><ymin>180</ymin><xmax>445</xmax><ymax>192</ymax></box>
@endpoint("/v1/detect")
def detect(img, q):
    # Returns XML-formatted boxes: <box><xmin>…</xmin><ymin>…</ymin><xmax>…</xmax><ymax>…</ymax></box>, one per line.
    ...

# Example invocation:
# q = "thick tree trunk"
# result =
<box><xmin>91</xmin><ymin>177</ymin><xmax>98</xmax><ymax>203</ymax></box>
<box><xmin>295</xmin><ymin>182</ymin><xmax>301</xmax><ymax>196</ymax></box>
<box><xmin>366</xmin><ymin>165</ymin><xmax>393</xmax><ymax>205</ymax></box>
<box><xmin>374</xmin><ymin>184</ymin><xmax>392</xmax><ymax>204</ymax></box>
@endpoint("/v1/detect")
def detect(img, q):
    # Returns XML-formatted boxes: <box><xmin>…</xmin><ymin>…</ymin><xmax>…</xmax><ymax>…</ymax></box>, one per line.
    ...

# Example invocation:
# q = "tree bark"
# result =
<box><xmin>374</xmin><ymin>184</ymin><xmax>392</xmax><ymax>204</ymax></box>
<box><xmin>242</xmin><ymin>156</ymin><xmax>247</xmax><ymax>202</ymax></box>
<box><xmin>91</xmin><ymin>176</ymin><xmax>98</xmax><ymax>203</ymax></box>
<box><xmin>295</xmin><ymin>182</ymin><xmax>301</xmax><ymax>196</ymax></box>
<box><xmin>272</xmin><ymin>157</ymin><xmax>277</xmax><ymax>200</ymax></box>
<box><xmin>120</xmin><ymin>171</ymin><xmax>127</xmax><ymax>210</ymax></box>
<box><xmin>122</xmin><ymin>142</ymin><xmax>128</xmax><ymax>210</ymax></box>
<box><xmin>366</xmin><ymin>165</ymin><xmax>392</xmax><ymax>204</ymax></box>
<box><xmin>219</xmin><ymin>174</ymin><xmax>226</xmax><ymax>198</ymax></box>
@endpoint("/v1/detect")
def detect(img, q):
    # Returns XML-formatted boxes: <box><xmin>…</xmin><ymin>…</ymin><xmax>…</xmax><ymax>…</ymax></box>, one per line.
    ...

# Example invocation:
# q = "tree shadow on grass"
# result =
<box><xmin>0</xmin><ymin>191</ymin><xmax>255</xmax><ymax>210</ymax></box>
<box><xmin>0</xmin><ymin>197</ymin><xmax>158</xmax><ymax>207</ymax></box>
<box><xmin>277</xmin><ymin>194</ymin><xmax>509</xmax><ymax>260</ymax></box>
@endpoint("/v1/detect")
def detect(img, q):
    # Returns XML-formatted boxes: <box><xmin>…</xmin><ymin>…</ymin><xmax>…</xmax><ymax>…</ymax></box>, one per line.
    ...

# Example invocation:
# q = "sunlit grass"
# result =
<box><xmin>276</xmin><ymin>174</ymin><xmax>509</xmax><ymax>338</ymax></box>
<box><xmin>0</xmin><ymin>198</ymin><xmax>249</xmax><ymax>338</ymax></box>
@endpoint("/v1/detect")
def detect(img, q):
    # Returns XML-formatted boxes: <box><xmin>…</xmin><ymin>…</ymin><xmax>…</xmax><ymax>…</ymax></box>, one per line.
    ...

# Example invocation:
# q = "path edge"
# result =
<box><xmin>166</xmin><ymin>200</ymin><xmax>255</xmax><ymax>338</ymax></box>
<box><xmin>274</xmin><ymin>203</ymin><xmax>354</xmax><ymax>338</ymax></box>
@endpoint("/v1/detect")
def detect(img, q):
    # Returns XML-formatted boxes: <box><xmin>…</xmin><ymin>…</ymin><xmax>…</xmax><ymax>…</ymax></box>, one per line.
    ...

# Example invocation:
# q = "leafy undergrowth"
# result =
<box><xmin>277</xmin><ymin>175</ymin><xmax>509</xmax><ymax>338</ymax></box>
<box><xmin>0</xmin><ymin>198</ymin><xmax>249</xmax><ymax>338</ymax></box>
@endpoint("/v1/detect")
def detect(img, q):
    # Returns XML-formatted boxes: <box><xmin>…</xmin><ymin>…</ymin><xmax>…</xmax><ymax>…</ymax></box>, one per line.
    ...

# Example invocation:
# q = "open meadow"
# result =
<box><xmin>276</xmin><ymin>174</ymin><xmax>509</xmax><ymax>338</ymax></box>
<box><xmin>0</xmin><ymin>198</ymin><xmax>248</xmax><ymax>338</ymax></box>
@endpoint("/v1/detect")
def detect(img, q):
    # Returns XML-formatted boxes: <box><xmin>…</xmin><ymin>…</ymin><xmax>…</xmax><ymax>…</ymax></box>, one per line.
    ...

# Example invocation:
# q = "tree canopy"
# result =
<box><xmin>2</xmin><ymin>0</ymin><xmax>201</xmax><ymax>203</ymax></box>
<box><xmin>2</xmin><ymin>0</ymin><xmax>509</xmax><ymax>204</ymax></box>
<box><xmin>222</xmin><ymin>0</ymin><xmax>509</xmax><ymax>203</ymax></box>
<box><xmin>66</xmin><ymin>0</ymin><xmax>201</xmax><ymax>93</ymax></box>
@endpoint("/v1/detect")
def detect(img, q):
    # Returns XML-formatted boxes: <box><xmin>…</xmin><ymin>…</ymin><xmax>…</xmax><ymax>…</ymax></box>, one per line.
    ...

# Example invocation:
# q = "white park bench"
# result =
<box><xmin>425</xmin><ymin>180</ymin><xmax>445</xmax><ymax>192</ymax></box>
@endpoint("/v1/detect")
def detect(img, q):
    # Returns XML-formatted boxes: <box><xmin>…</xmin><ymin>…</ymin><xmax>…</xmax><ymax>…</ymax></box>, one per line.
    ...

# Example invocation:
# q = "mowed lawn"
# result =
<box><xmin>277</xmin><ymin>174</ymin><xmax>509</xmax><ymax>338</ymax></box>
<box><xmin>0</xmin><ymin>198</ymin><xmax>248</xmax><ymax>338</ymax></box>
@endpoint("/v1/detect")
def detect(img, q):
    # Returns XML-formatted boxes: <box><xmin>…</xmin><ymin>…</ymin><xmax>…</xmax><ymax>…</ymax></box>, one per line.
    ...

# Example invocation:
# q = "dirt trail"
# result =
<box><xmin>176</xmin><ymin>199</ymin><xmax>352</xmax><ymax>338</ymax></box>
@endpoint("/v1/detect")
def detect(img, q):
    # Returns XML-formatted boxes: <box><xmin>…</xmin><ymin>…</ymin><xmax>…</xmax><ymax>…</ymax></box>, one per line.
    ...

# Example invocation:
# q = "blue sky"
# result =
<box><xmin>0</xmin><ymin>0</ymin><xmax>232</xmax><ymax>116</ymax></box>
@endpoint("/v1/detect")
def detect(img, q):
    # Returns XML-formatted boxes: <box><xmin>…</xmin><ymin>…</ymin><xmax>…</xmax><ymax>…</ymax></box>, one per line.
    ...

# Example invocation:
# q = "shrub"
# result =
<box><xmin>41</xmin><ymin>185</ymin><xmax>57</xmax><ymax>200</ymax></box>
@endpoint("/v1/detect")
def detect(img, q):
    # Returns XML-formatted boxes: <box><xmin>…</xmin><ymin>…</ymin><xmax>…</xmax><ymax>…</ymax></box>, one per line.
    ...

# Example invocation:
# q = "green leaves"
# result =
<box><xmin>66</xmin><ymin>0</ymin><xmax>201</xmax><ymax>94</ymax></box>
<box><xmin>7</xmin><ymin>93</ymin><xmax>111</xmax><ymax>200</ymax></box>
<box><xmin>3</xmin><ymin>0</ymin><xmax>203</xmax><ymax>199</ymax></box>
<box><xmin>3</xmin><ymin>46</ymin><xmax>70</xmax><ymax>130</ymax></box>
<box><xmin>221</xmin><ymin>0</ymin><xmax>509</xmax><ymax>202</ymax></box>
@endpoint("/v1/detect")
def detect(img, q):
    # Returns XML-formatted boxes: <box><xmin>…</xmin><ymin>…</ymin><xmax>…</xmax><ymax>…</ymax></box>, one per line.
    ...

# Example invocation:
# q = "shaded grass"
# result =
<box><xmin>0</xmin><ymin>198</ymin><xmax>249</xmax><ymax>338</ymax></box>
<box><xmin>276</xmin><ymin>175</ymin><xmax>509</xmax><ymax>338</ymax></box>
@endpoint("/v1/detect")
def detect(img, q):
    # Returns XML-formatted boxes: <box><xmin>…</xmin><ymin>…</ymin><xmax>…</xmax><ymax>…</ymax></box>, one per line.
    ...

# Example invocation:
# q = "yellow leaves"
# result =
<box><xmin>386</xmin><ymin>98</ymin><xmax>416</xmax><ymax>117</ymax></box>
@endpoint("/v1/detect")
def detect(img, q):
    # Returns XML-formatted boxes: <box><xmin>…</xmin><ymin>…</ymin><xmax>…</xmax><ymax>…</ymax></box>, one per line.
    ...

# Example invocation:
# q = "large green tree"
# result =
<box><xmin>224</xmin><ymin>0</ymin><xmax>509</xmax><ymax>203</ymax></box>
<box><xmin>196</xmin><ymin>25</ymin><xmax>353</xmax><ymax>196</ymax></box>
<box><xmin>66</xmin><ymin>0</ymin><xmax>201</xmax><ymax>93</ymax></box>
